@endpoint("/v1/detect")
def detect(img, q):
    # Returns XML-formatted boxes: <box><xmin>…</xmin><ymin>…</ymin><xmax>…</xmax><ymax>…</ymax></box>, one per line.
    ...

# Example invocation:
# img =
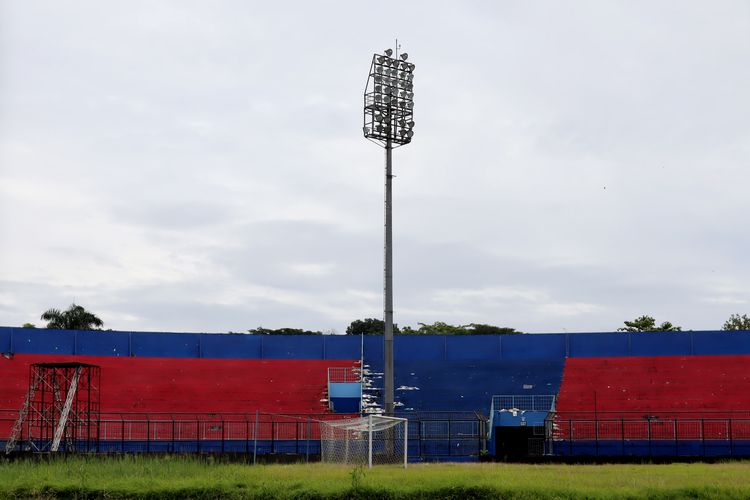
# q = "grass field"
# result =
<box><xmin>2</xmin><ymin>456</ymin><xmax>750</xmax><ymax>499</ymax></box>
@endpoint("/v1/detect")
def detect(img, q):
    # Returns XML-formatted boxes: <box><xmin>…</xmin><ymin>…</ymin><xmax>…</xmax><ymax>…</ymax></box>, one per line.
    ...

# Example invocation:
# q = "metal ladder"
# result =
<box><xmin>4</xmin><ymin>372</ymin><xmax>41</xmax><ymax>454</ymax></box>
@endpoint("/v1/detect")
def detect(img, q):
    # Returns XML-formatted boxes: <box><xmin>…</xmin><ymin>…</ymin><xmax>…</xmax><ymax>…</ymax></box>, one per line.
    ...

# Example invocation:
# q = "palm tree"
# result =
<box><xmin>41</xmin><ymin>303</ymin><xmax>104</xmax><ymax>330</ymax></box>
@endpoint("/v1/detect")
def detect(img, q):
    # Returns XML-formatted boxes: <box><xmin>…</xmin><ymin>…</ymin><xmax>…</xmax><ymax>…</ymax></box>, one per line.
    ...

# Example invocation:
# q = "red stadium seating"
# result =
<box><xmin>554</xmin><ymin>355</ymin><xmax>750</xmax><ymax>440</ymax></box>
<box><xmin>0</xmin><ymin>354</ymin><xmax>356</xmax><ymax>415</ymax></box>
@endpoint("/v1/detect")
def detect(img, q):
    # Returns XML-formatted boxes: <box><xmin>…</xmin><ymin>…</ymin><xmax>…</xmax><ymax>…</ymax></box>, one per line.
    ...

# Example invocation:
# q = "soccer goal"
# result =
<box><xmin>320</xmin><ymin>415</ymin><xmax>408</xmax><ymax>468</ymax></box>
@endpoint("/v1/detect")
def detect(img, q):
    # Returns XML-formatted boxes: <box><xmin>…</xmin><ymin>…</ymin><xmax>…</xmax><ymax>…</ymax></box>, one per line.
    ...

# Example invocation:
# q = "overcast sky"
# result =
<box><xmin>1</xmin><ymin>1</ymin><xmax>748</xmax><ymax>334</ymax></box>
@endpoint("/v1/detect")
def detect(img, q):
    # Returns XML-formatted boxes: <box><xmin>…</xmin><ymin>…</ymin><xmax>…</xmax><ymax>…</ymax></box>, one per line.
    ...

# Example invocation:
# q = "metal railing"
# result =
<box><xmin>327</xmin><ymin>367</ymin><xmax>360</xmax><ymax>383</ymax></box>
<box><xmin>548</xmin><ymin>411</ymin><xmax>750</xmax><ymax>457</ymax></box>
<box><xmin>1</xmin><ymin>409</ymin><xmax>487</xmax><ymax>461</ymax></box>
<box><xmin>398</xmin><ymin>411</ymin><xmax>487</xmax><ymax>461</ymax></box>
<box><xmin>488</xmin><ymin>395</ymin><xmax>556</xmax><ymax>441</ymax></box>
<box><xmin>492</xmin><ymin>395</ymin><xmax>556</xmax><ymax>412</ymax></box>
<box><xmin>1</xmin><ymin>410</ymin><xmax>353</xmax><ymax>456</ymax></box>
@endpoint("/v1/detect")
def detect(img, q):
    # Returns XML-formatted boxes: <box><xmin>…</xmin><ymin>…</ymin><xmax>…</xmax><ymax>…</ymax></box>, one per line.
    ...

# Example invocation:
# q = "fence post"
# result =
<box><xmin>271</xmin><ymin>420</ymin><xmax>276</xmax><ymax>454</ymax></box>
<box><xmin>245</xmin><ymin>418</ymin><xmax>249</xmax><ymax>456</ymax></box>
<box><xmin>221</xmin><ymin>417</ymin><xmax>225</xmax><ymax>454</ymax></box>
<box><xmin>368</xmin><ymin>415</ymin><xmax>373</xmax><ymax>469</ymax></box>
<box><xmin>674</xmin><ymin>419</ymin><xmax>678</xmax><ymax>456</ymax></box>
<box><xmin>403</xmin><ymin>417</ymin><xmax>408</xmax><ymax>468</ymax></box>
<box><xmin>172</xmin><ymin>419</ymin><xmax>175</xmax><ymax>453</ymax></box>
<box><xmin>448</xmin><ymin>420</ymin><xmax>452</xmax><ymax>457</ymax></box>
<box><xmin>647</xmin><ymin>419</ymin><xmax>651</xmax><ymax>457</ymax></box>
<box><xmin>729</xmin><ymin>419</ymin><xmax>734</xmax><ymax>456</ymax></box>
<box><xmin>253</xmin><ymin>410</ymin><xmax>259</xmax><ymax>465</ymax></box>
<box><xmin>594</xmin><ymin>417</ymin><xmax>599</xmax><ymax>457</ymax></box>
<box><xmin>569</xmin><ymin>419</ymin><xmax>573</xmax><ymax>456</ymax></box>
<box><xmin>701</xmin><ymin>419</ymin><xmax>705</xmax><ymax>457</ymax></box>
<box><xmin>146</xmin><ymin>419</ymin><xmax>150</xmax><ymax>453</ymax></box>
<box><xmin>197</xmin><ymin>418</ymin><xmax>200</xmax><ymax>453</ymax></box>
<box><xmin>121</xmin><ymin>418</ymin><xmax>125</xmax><ymax>453</ymax></box>
<box><xmin>306</xmin><ymin>417</ymin><xmax>310</xmax><ymax>463</ymax></box>
<box><xmin>621</xmin><ymin>418</ymin><xmax>625</xmax><ymax>457</ymax></box>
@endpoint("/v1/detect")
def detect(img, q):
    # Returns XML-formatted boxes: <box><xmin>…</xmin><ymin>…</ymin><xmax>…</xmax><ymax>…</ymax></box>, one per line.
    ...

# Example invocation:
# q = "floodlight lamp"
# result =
<box><xmin>374</xmin><ymin>95</ymin><xmax>382</xmax><ymax>102</ymax></box>
<box><xmin>374</xmin><ymin>76</ymin><xmax>382</xmax><ymax>83</ymax></box>
<box><xmin>384</xmin><ymin>95</ymin><xmax>391</xmax><ymax>103</ymax></box>
<box><xmin>377</xmin><ymin>56</ymin><xmax>385</xmax><ymax>63</ymax></box>
<box><xmin>408</xmin><ymin>120</ymin><xmax>415</xmax><ymax>127</ymax></box>
<box><xmin>406</xmin><ymin>130</ymin><xmax>414</xmax><ymax>138</ymax></box>
<box><xmin>384</xmin><ymin>48</ymin><xmax>393</xmax><ymax>56</ymax></box>
<box><xmin>376</xmin><ymin>124</ymin><xmax>384</xmax><ymax>132</ymax></box>
<box><xmin>376</xmin><ymin>67</ymin><xmax>383</xmax><ymax>74</ymax></box>
<box><xmin>375</xmin><ymin>85</ymin><xmax>382</xmax><ymax>93</ymax></box>
<box><xmin>363</xmin><ymin>126</ymin><xmax>370</xmax><ymax>135</ymax></box>
<box><xmin>400</xmin><ymin>53</ymin><xmax>408</xmax><ymax>61</ymax></box>
<box><xmin>390</xmin><ymin>69</ymin><xmax>398</xmax><ymax>76</ymax></box>
<box><xmin>399</xmin><ymin>129</ymin><xmax>406</xmax><ymax>136</ymax></box>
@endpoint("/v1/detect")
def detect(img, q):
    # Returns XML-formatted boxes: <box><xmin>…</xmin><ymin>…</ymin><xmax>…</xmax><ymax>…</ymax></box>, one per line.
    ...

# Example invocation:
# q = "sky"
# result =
<box><xmin>1</xmin><ymin>1</ymin><xmax>749</xmax><ymax>334</ymax></box>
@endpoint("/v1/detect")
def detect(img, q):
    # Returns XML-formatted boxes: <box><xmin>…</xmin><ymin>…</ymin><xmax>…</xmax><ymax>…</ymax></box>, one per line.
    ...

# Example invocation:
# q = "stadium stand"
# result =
<box><xmin>0</xmin><ymin>354</ymin><xmax>355</xmax><ymax>414</ymax></box>
<box><xmin>552</xmin><ymin>355</ymin><xmax>750</xmax><ymax>456</ymax></box>
<box><xmin>4</xmin><ymin>327</ymin><xmax>750</xmax><ymax>459</ymax></box>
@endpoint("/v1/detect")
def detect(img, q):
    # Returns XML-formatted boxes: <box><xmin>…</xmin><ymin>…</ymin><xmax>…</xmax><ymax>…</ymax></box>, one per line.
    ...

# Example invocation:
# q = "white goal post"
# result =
<box><xmin>320</xmin><ymin>415</ymin><xmax>408</xmax><ymax>468</ymax></box>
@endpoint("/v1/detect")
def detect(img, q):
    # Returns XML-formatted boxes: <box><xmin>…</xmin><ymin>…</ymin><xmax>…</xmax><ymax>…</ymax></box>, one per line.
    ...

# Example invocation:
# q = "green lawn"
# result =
<box><xmin>2</xmin><ymin>456</ymin><xmax>750</xmax><ymax>498</ymax></box>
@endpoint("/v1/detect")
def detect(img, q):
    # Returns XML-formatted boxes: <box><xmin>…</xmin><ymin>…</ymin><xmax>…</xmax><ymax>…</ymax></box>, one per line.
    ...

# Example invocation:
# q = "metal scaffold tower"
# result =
<box><xmin>5</xmin><ymin>362</ymin><xmax>101</xmax><ymax>454</ymax></box>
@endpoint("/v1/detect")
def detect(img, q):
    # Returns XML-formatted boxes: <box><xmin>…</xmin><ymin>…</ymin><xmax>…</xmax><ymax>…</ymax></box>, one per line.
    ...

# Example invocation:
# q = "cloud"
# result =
<box><xmin>1</xmin><ymin>1</ymin><xmax>748</xmax><ymax>334</ymax></box>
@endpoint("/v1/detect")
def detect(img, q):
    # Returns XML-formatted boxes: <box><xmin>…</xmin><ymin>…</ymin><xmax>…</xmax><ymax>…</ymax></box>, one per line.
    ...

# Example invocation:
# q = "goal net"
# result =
<box><xmin>320</xmin><ymin>415</ymin><xmax>407</xmax><ymax>468</ymax></box>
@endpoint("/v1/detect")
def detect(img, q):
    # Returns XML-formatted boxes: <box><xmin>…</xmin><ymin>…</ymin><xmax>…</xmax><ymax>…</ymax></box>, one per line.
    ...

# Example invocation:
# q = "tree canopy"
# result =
<box><xmin>247</xmin><ymin>327</ymin><xmax>322</xmax><ymax>335</ymax></box>
<box><xmin>617</xmin><ymin>315</ymin><xmax>681</xmax><ymax>332</ymax></box>
<box><xmin>346</xmin><ymin>319</ymin><xmax>520</xmax><ymax>335</ymax></box>
<box><xmin>722</xmin><ymin>314</ymin><xmax>750</xmax><ymax>331</ymax></box>
<box><xmin>401</xmin><ymin>322</ymin><xmax>521</xmax><ymax>335</ymax></box>
<box><xmin>41</xmin><ymin>304</ymin><xmax>103</xmax><ymax>330</ymax></box>
<box><xmin>346</xmin><ymin>318</ymin><xmax>400</xmax><ymax>336</ymax></box>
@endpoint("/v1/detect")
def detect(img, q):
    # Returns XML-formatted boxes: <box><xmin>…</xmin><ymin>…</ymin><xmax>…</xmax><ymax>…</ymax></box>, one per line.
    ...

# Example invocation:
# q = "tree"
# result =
<box><xmin>617</xmin><ymin>315</ymin><xmax>681</xmax><ymax>332</ymax></box>
<box><xmin>22</xmin><ymin>323</ymin><xmax>36</xmax><ymax>328</ymax></box>
<box><xmin>247</xmin><ymin>327</ymin><xmax>322</xmax><ymax>335</ymax></box>
<box><xmin>41</xmin><ymin>304</ymin><xmax>103</xmax><ymax>330</ymax></box>
<box><xmin>466</xmin><ymin>323</ymin><xmax>522</xmax><ymax>335</ymax></box>
<box><xmin>400</xmin><ymin>322</ymin><xmax>522</xmax><ymax>335</ymax></box>
<box><xmin>722</xmin><ymin>314</ymin><xmax>750</xmax><ymax>331</ymax></box>
<box><xmin>346</xmin><ymin>318</ymin><xmax>400</xmax><ymax>336</ymax></box>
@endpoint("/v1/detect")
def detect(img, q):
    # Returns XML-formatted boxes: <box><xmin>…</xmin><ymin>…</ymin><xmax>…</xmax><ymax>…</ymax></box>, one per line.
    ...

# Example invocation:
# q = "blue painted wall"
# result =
<box><xmin>4</xmin><ymin>327</ymin><xmax>750</xmax><ymax>361</ymax></box>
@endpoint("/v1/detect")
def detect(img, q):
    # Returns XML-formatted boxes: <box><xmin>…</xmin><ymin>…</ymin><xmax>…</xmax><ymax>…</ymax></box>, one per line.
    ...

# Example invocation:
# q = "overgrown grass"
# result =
<box><xmin>2</xmin><ymin>455</ymin><xmax>750</xmax><ymax>498</ymax></box>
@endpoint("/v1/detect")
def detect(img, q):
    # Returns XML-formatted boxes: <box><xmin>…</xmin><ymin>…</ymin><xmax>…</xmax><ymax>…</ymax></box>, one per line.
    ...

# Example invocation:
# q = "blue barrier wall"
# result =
<box><xmin>4</xmin><ymin>327</ymin><xmax>750</xmax><ymax>361</ymax></box>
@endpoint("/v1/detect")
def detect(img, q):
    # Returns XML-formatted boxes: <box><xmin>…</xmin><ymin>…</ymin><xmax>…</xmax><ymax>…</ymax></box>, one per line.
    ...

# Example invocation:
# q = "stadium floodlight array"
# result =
<box><xmin>320</xmin><ymin>415</ymin><xmax>407</xmax><ymax>468</ymax></box>
<box><xmin>363</xmin><ymin>51</ymin><xmax>415</xmax><ymax>146</ymax></box>
<box><xmin>363</xmin><ymin>47</ymin><xmax>416</xmax><ymax>418</ymax></box>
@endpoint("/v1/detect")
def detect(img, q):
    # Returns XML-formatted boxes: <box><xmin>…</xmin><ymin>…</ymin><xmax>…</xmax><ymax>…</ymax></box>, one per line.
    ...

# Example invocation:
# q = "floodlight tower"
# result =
<box><xmin>363</xmin><ymin>48</ymin><xmax>415</xmax><ymax>416</ymax></box>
